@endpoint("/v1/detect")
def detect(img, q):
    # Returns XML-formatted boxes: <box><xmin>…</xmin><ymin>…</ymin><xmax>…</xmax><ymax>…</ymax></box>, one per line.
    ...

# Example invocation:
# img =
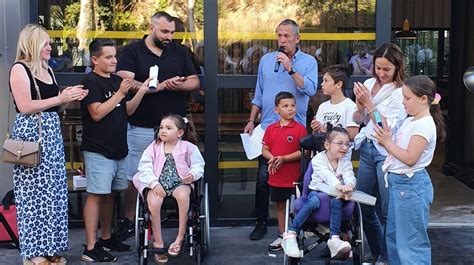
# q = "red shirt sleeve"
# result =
<box><xmin>297</xmin><ymin>124</ymin><xmax>307</xmax><ymax>142</ymax></box>
<box><xmin>262</xmin><ymin>126</ymin><xmax>272</xmax><ymax>147</ymax></box>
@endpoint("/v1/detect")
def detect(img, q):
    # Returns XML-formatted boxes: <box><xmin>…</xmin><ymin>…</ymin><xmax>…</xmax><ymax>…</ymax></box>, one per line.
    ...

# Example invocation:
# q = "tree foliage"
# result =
<box><xmin>48</xmin><ymin>0</ymin><xmax>375</xmax><ymax>51</ymax></box>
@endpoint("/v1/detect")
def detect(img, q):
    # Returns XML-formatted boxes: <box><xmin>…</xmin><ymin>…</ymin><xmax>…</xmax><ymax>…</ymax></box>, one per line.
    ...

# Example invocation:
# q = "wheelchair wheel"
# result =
<box><xmin>351</xmin><ymin>203</ymin><xmax>364</xmax><ymax>265</ymax></box>
<box><xmin>139</xmin><ymin>250</ymin><xmax>148</xmax><ymax>265</ymax></box>
<box><xmin>288</xmin><ymin>257</ymin><xmax>301</xmax><ymax>265</ymax></box>
<box><xmin>135</xmin><ymin>192</ymin><xmax>149</xmax><ymax>264</ymax></box>
<box><xmin>195</xmin><ymin>243</ymin><xmax>203</xmax><ymax>265</ymax></box>
<box><xmin>284</xmin><ymin>254</ymin><xmax>301</xmax><ymax>265</ymax></box>
<box><xmin>200</xmin><ymin>182</ymin><xmax>211</xmax><ymax>252</ymax></box>
<box><xmin>135</xmin><ymin>193</ymin><xmax>142</xmax><ymax>253</ymax></box>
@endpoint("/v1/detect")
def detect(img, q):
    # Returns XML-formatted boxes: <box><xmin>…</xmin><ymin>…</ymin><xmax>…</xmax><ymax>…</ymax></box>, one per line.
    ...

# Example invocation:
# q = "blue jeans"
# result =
<box><xmin>289</xmin><ymin>191</ymin><xmax>347</xmax><ymax>236</ymax></box>
<box><xmin>254</xmin><ymin>156</ymin><xmax>269</xmax><ymax>222</ymax></box>
<box><xmin>289</xmin><ymin>191</ymin><xmax>321</xmax><ymax>232</ymax></box>
<box><xmin>329</xmin><ymin>198</ymin><xmax>347</xmax><ymax>236</ymax></box>
<box><xmin>356</xmin><ymin>140</ymin><xmax>388</xmax><ymax>260</ymax></box>
<box><xmin>386</xmin><ymin>170</ymin><xmax>433</xmax><ymax>265</ymax></box>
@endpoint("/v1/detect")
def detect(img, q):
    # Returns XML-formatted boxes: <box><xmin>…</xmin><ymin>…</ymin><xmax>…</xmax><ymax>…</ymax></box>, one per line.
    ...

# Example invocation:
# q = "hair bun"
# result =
<box><xmin>326</xmin><ymin>122</ymin><xmax>334</xmax><ymax>131</ymax></box>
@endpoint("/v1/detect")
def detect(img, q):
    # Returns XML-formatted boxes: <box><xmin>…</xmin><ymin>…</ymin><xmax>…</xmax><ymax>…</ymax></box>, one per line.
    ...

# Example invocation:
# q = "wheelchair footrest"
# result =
<box><xmin>143</xmin><ymin>246</ymin><xmax>168</xmax><ymax>255</ymax></box>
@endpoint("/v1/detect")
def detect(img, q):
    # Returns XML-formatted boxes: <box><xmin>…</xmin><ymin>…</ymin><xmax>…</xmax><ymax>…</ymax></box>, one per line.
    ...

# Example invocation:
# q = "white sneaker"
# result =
<box><xmin>268</xmin><ymin>235</ymin><xmax>283</xmax><ymax>251</ymax></box>
<box><xmin>282</xmin><ymin>232</ymin><xmax>300</xmax><ymax>258</ymax></box>
<box><xmin>327</xmin><ymin>237</ymin><xmax>351</xmax><ymax>259</ymax></box>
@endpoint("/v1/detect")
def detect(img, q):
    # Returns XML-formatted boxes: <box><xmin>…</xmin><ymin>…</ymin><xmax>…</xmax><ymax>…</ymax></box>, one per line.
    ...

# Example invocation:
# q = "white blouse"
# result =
<box><xmin>353</xmin><ymin>78</ymin><xmax>406</xmax><ymax>156</ymax></box>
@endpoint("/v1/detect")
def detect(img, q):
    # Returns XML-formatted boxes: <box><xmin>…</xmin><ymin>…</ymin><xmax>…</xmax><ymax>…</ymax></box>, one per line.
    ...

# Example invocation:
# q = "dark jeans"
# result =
<box><xmin>356</xmin><ymin>140</ymin><xmax>388</xmax><ymax>261</ymax></box>
<box><xmin>254</xmin><ymin>156</ymin><xmax>269</xmax><ymax>223</ymax></box>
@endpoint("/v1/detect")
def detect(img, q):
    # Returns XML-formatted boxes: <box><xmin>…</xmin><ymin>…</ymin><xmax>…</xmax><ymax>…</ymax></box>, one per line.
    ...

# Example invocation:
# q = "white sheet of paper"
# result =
<box><xmin>240</xmin><ymin>124</ymin><xmax>265</xmax><ymax>160</ymax></box>
<box><xmin>314</xmin><ymin>182</ymin><xmax>377</xmax><ymax>206</ymax></box>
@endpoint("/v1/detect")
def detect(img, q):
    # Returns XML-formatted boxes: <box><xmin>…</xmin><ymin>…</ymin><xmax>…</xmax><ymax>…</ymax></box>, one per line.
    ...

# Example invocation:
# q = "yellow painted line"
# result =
<box><xmin>303</xmin><ymin>33</ymin><xmax>375</xmax><ymax>41</ymax></box>
<box><xmin>66</xmin><ymin>160</ymin><xmax>357</xmax><ymax>170</ymax></box>
<box><xmin>48</xmin><ymin>30</ymin><xmax>198</xmax><ymax>39</ymax></box>
<box><xmin>48</xmin><ymin>30</ymin><xmax>149</xmax><ymax>39</ymax></box>
<box><xmin>65</xmin><ymin>162</ymin><xmax>84</xmax><ymax>170</ymax></box>
<box><xmin>65</xmin><ymin>160</ymin><xmax>358</xmax><ymax>171</ymax></box>
<box><xmin>219</xmin><ymin>161</ymin><xmax>258</xmax><ymax>169</ymax></box>
<box><xmin>48</xmin><ymin>30</ymin><xmax>375</xmax><ymax>41</ymax></box>
<box><xmin>218</xmin><ymin>160</ymin><xmax>360</xmax><ymax>169</ymax></box>
<box><xmin>219</xmin><ymin>32</ymin><xmax>376</xmax><ymax>41</ymax></box>
<box><xmin>352</xmin><ymin>160</ymin><xmax>359</xmax><ymax>168</ymax></box>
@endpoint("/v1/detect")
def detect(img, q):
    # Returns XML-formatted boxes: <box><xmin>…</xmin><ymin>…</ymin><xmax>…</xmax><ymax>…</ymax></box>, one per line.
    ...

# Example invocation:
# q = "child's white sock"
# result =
<box><xmin>331</xmin><ymin>235</ymin><xmax>340</xmax><ymax>240</ymax></box>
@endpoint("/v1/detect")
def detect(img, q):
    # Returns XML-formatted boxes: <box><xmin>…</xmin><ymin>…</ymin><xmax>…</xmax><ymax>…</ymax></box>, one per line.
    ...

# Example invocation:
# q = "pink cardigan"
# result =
<box><xmin>133</xmin><ymin>140</ymin><xmax>205</xmax><ymax>195</ymax></box>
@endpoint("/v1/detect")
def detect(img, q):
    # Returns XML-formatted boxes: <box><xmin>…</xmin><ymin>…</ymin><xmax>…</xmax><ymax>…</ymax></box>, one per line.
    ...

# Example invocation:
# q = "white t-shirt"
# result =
<box><xmin>382</xmin><ymin>116</ymin><xmax>437</xmax><ymax>177</ymax></box>
<box><xmin>315</xmin><ymin>98</ymin><xmax>358</xmax><ymax>129</ymax></box>
<box><xmin>315</xmin><ymin>98</ymin><xmax>358</xmax><ymax>160</ymax></box>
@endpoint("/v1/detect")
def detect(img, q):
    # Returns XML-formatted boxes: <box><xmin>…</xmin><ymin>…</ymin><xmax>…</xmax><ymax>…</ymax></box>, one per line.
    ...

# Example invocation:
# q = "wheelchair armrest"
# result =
<box><xmin>141</xmin><ymin>188</ymin><xmax>150</xmax><ymax>209</ymax></box>
<box><xmin>292</xmin><ymin>181</ymin><xmax>301</xmax><ymax>186</ymax></box>
<box><xmin>190</xmin><ymin>177</ymin><xmax>205</xmax><ymax>202</ymax></box>
<box><xmin>292</xmin><ymin>181</ymin><xmax>304</xmax><ymax>199</ymax></box>
<box><xmin>142</xmin><ymin>188</ymin><xmax>150</xmax><ymax>199</ymax></box>
<box><xmin>193</xmin><ymin>177</ymin><xmax>204</xmax><ymax>193</ymax></box>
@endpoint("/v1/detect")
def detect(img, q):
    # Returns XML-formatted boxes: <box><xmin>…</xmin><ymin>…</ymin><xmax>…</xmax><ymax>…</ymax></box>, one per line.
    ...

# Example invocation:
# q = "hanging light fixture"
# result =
<box><xmin>394</xmin><ymin>19</ymin><xmax>417</xmax><ymax>40</ymax></box>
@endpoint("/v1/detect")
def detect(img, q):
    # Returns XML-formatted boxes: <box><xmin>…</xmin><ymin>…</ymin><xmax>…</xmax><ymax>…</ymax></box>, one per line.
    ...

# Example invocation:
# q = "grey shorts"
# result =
<box><xmin>83</xmin><ymin>151</ymin><xmax>128</xmax><ymax>194</ymax></box>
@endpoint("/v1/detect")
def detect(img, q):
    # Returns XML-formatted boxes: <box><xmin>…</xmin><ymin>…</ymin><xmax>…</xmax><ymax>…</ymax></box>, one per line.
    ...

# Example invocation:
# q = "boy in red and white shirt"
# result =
<box><xmin>261</xmin><ymin>91</ymin><xmax>307</xmax><ymax>252</ymax></box>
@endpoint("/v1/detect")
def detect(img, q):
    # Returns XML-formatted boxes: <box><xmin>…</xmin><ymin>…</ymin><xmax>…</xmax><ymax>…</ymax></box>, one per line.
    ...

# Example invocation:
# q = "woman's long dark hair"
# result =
<box><xmin>405</xmin><ymin>75</ymin><xmax>446</xmax><ymax>142</ymax></box>
<box><xmin>372</xmin><ymin>43</ymin><xmax>407</xmax><ymax>87</ymax></box>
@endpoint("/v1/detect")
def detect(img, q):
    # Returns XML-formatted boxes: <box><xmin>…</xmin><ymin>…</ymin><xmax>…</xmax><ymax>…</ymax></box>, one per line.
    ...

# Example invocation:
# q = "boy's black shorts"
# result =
<box><xmin>270</xmin><ymin>186</ymin><xmax>295</xmax><ymax>203</ymax></box>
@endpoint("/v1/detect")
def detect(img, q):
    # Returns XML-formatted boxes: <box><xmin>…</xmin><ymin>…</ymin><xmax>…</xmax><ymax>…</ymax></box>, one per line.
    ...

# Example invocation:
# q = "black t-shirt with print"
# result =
<box><xmin>116</xmin><ymin>40</ymin><xmax>197</xmax><ymax>128</ymax></box>
<box><xmin>80</xmin><ymin>72</ymin><xmax>129</xmax><ymax>159</ymax></box>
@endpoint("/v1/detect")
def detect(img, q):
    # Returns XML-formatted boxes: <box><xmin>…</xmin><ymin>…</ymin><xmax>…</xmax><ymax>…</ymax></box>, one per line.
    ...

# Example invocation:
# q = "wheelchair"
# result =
<box><xmin>134</xmin><ymin>178</ymin><xmax>210</xmax><ymax>265</ymax></box>
<box><xmin>283</xmin><ymin>133</ymin><xmax>364</xmax><ymax>265</ymax></box>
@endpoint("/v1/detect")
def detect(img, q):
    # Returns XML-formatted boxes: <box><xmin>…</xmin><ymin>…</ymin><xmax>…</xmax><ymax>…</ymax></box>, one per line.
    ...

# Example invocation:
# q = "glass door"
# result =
<box><xmin>215</xmin><ymin>0</ymin><xmax>376</xmax><ymax>220</ymax></box>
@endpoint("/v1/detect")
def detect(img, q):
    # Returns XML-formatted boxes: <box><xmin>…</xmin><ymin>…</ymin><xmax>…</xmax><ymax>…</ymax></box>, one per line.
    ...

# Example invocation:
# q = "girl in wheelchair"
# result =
<box><xmin>133</xmin><ymin>114</ymin><xmax>205</xmax><ymax>263</ymax></box>
<box><xmin>282</xmin><ymin>125</ymin><xmax>356</xmax><ymax>259</ymax></box>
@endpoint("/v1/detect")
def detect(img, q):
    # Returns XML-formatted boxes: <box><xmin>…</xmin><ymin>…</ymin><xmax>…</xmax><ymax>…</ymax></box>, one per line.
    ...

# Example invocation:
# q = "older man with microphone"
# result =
<box><xmin>243</xmin><ymin>18</ymin><xmax>318</xmax><ymax>251</ymax></box>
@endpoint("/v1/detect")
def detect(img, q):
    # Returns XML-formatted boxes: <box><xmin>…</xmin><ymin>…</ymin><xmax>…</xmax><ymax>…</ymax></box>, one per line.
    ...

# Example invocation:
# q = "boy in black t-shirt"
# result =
<box><xmin>80</xmin><ymin>39</ymin><xmax>150</xmax><ymax>263</ymax></box>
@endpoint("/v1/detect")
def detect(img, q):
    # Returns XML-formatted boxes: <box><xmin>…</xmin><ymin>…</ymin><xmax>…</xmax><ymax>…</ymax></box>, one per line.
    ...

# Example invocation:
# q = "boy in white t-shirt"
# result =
<box><xmin>374</xmin><ymin>75</ymin><xmax>445</xmax><ymax>265</ymax></box>
<box><xmin>310</xmin><ymin>64</ymin><xmax>359</xmax><ymax>159</ymax></box>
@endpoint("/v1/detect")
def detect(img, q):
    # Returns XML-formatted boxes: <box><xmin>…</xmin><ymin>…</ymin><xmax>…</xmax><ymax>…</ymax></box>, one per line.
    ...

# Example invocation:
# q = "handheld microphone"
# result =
<box><xmin>274</xmin><ymin>47</ymin><xmax>285</xmax><ymax>72</ymax></box>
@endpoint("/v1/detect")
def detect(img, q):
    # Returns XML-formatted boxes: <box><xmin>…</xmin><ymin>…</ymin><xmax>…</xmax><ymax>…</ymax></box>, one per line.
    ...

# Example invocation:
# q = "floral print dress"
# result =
<box><xmin>158</xmin><ymin>153</ymin><xmax>184</xmax><ymax>196</ymax></box>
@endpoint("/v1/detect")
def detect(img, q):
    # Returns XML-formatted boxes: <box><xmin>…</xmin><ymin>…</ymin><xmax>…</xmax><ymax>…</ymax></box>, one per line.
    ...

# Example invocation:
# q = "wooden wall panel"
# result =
<box><xmin>392</xmin><ymin>0</ymin><xmax>450</xmax><ymax>29</ymax></box>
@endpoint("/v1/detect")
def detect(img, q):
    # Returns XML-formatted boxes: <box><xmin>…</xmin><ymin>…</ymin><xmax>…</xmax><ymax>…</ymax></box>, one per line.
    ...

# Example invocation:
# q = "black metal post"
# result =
<box><xmin>444</xmin><ymin>0</ymin><xmax>467</xmax><ymax>173</ymax></box>
<box><xmin>376</xmin><ymin>0</ymin><xmax>391</xmax><ymax>48</ymax></box>
<box><xmin>203</xmin><ymin>0</ymin><xmax>219</xmax><ymax>221</ymax></box>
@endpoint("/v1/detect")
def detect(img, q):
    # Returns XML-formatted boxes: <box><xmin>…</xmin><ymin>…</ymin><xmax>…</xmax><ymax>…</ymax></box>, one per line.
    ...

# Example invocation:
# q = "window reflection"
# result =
<box><xmin>217</xmin><ymin>0</ymin><xmax>376</xmax><ymax>75</ymax></box>
<box><xmin>40</xmin><ymin>0</ymin><xmax>204</xmax><ymax>73</ymax></box>
<box><xmin>394</xmin><ymin>30</ymin><xmax>449</xmax><ymax>77</ymax></box>
<box><xmin>216</xmin><ymin>40</ymin><xmax>379</xmax><ymax>76</ymax></box>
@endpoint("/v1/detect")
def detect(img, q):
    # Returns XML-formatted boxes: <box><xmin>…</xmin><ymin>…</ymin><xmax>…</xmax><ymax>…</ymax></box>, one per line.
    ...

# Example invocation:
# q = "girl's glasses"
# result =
<box><xmin>330</xmin><ymin>141</ymin><xmax>353</xmax><ymax>149</ymax></box>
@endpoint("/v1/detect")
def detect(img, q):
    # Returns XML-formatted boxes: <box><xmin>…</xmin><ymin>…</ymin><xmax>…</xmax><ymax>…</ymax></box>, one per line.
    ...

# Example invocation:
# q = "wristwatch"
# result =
<box><xmin>288</xmin><ymin>67</ymin><xmax>297</xmax><ymax>75</ymax></box>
